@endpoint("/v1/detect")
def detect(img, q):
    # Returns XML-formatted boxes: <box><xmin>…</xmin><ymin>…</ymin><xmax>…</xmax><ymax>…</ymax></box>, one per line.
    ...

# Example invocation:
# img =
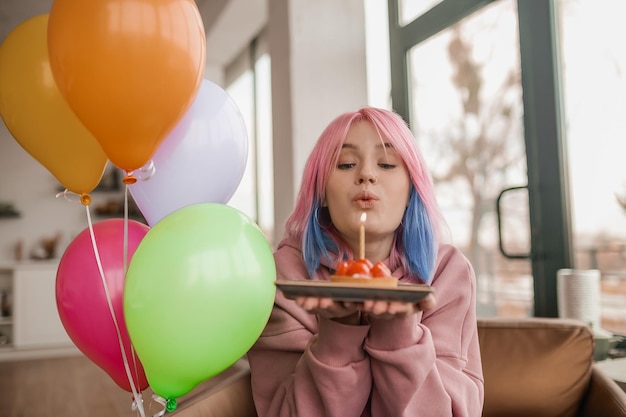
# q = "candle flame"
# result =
<box><xmin>360</xmin><ymin>212</ymin><xmax>367</xmax><ymax>223</ymax></box>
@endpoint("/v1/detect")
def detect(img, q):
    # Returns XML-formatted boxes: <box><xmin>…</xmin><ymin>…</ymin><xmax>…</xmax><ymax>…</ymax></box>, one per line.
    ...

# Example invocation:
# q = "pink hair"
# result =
<box><xmin>285</xmin><ymin>107</ymin><xmax>444</xmax><ymax>268</ymax></box>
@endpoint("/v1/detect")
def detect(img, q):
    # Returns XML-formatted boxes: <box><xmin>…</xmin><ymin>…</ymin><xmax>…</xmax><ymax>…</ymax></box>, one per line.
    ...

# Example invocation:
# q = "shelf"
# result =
<box><xmin>0</xmin><ymin>317</ymin><xmax>12</xmax><ymax>325</ymax></box>
<box><xmin>0</xmin><ymin>202</ymin><xmax>21</xmax><ymax>218</ymax></box>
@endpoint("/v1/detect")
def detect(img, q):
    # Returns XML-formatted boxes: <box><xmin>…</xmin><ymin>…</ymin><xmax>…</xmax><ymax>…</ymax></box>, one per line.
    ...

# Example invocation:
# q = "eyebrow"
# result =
<box><xmin>341</xmin><ymin>142</ymin><xmax>395</xmax><ymax>150</ymax></box>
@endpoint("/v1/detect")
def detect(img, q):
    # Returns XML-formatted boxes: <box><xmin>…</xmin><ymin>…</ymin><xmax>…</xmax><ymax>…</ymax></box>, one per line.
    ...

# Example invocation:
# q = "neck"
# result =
<box><xmin>350</xmin><ymin>234</ymin><xmax>394</xmax><ymax>263</ymax></box>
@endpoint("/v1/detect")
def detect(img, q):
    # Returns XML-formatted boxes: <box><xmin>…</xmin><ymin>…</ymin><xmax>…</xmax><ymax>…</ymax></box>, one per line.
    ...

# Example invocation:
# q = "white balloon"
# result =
<box><xmin>129</xmin><ymin>79</ymin><xmax>248</xmax><ymax>226</ymax></box>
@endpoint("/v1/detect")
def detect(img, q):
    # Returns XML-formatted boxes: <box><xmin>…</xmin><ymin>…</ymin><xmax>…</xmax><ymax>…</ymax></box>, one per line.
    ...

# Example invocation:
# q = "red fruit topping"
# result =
<box><xmin>371</xmin><ymin>261</ymin><xmax>391</xmax><ymax>278</ymax></box>
<box><xmin>335</xmin><ymin>261</ymin><xmax>350</xmax><ymax>276</ymax></box>
<box><xmin>359</xmin><ymin>258</ymin><xmax>374</xmax><ymax>269</ymax></box>
<box><xmin>346</xmin><ymin>259</ymin><xmax>372</xmax><ymax>276</ymax></box>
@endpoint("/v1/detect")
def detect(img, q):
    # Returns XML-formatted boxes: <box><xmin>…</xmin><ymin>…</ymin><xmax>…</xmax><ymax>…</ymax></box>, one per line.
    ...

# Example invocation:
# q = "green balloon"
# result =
<box><xmin>124</xmin><ymin>203</ymin><xmax>276</xmax><ymax>400</ymax></box>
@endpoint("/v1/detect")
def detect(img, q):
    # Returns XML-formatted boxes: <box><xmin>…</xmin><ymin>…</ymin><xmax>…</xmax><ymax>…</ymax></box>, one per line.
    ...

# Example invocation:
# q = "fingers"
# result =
<box><xmin>295</xmin><ymin>296</ymin><xmax>333</xmax><ymax>311</ymax></box>
<box><xmin>362</xmin><ymin>300</ymin><xmax>409</xmax><ymax>313</ymax></box>
<box><xmin>362</xmin><ymin>294</ymin><xmax>438</xmax><ymax>319</ymax></box>
<box><xmin>294</xmin><ymin>294</ymin><xmax>437</xmax><ymax>320</ymax></box>
<box><xmin>363</xmin><ymin>300</ymin><xmax>391</xmax><ymax>315</ymax></box>
<box><xmin>295</xmin><ymin>297</ymin><xmax>362</xmax><ymax>319</ymax></box>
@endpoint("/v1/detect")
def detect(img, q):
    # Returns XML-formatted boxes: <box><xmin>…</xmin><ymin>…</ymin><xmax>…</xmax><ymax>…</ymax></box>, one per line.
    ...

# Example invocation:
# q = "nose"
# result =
<box><xmin>356</xmin><ymin>166</ymin><xmax>377</xmax><ymax>184</ymax></box>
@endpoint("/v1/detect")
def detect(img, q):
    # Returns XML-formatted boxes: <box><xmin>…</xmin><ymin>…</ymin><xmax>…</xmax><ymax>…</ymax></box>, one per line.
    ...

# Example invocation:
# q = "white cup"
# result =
<box><xmin>557</xmin><ymin>268</ymin><xmax>602</xmax><ymax>329</ymax></box>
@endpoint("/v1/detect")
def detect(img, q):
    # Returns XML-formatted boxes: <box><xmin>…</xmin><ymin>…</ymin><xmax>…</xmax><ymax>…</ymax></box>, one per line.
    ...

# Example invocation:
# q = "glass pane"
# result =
<box><xmin>407</xmin><ymin>0</ymin><xmax>531</xmax><ymax>317</ymax></box>
<box><xmin>398</xmin><ymin>0</ymin><xmax>443</xmax><ymax>25</ymax></box>
<box><xmin>559</xmin><ymin>0</ymin><xmax>626</xmax><ymax>334</ymax></box>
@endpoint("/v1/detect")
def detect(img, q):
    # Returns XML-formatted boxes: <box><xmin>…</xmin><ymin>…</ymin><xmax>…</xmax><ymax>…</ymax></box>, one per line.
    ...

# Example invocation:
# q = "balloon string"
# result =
<box><xmin>131</xmin><ymin>393</ymin><xmax>144</xmax><ymax>413</ymax></box>
<box><xmin>123</xmin><ymin>186</ymin><xmax>144</xmax><ymax>394</ymax></box>
<box><xmin>137</xmin><ymin>160</ymin><xmax>156</xmax><ymax>181</ymax></box>
<box><xmin>55</xmin><ymin>189</ymin><xmax>92</xmax><ymax>206</ymax></box>
<box><xmin>84</xmin><ymin>205</ymin><xmax>146</xmax><ymax>417</ymax></box>
<box><xmin>151</xmin><ymin>395</ymin><xmax>167</xmax><ymax>417</ymax></box>
<box><xmin>124</xmin><ymin>186</ymin><xmax>129</xmax><ymax>279</ymax></box>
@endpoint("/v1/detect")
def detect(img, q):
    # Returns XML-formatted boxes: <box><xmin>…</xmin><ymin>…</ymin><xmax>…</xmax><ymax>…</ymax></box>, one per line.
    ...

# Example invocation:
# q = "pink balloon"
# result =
<box><xmin>129</xmin><ymin>79</ymin><xmax>248</xmax><ymax>226</ymax></box>
<box><xmin>56</xmin><ymin>218</ymin><xmax>150</xmax><ymax>392</ymax></box>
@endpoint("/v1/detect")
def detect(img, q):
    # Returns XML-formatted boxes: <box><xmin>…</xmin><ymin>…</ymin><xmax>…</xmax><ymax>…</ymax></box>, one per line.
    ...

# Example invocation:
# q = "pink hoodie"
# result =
<box><xmin>248</xmin><ymin>237</ymin><xmax>484</xmax><ymax>417</ymax></box>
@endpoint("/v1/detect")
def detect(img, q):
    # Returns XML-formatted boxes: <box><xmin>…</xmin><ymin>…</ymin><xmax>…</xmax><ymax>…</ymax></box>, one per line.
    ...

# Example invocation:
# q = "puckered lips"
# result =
<box><xmin>353</xmin><ymin>191</ymin><xmax>379</xmax><ymax>209</ymax></box>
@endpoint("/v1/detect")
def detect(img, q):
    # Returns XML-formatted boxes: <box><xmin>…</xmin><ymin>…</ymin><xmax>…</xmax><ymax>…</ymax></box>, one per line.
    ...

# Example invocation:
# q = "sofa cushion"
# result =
<box><xmin>478</xmin><ymin>318</ymin><xmax>594</xmax><ymax>417</ymax></box>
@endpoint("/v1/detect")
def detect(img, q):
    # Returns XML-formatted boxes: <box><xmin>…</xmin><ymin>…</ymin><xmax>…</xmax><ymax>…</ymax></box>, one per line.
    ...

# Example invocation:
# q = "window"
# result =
<box><xmin>389</xmin><ymin>0</ymin><xmax>578</xmax><ymax>317</ymax></box>
<box><xmin>225</xmin><ymin>34</ymin><xmax>274</xmax><ymax>244</ymax></box>
<box><xmin>406</xmin><ymin>0</ymin><xmax>532</xmax><ymax>317</ymax></box>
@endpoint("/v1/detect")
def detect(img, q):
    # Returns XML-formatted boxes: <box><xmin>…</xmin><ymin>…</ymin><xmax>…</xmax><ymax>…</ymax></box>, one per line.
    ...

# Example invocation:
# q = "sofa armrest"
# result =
<box><xmin>578</xmin><ymin>366</ymin><xmax>626</xmax><ymax>417</ymax></box>
<box><xmin>170</xmin><ymin>358</ymin><xmax>257</xmax><ymax>417</ymax></box>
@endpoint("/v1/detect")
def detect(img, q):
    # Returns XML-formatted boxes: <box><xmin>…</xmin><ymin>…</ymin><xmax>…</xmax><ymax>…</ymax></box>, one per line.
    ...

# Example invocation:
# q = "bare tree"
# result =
<box><xmin>427</xmin><ymin>26</ymin><xmax>525</xmax><ymax>274</ymax></box>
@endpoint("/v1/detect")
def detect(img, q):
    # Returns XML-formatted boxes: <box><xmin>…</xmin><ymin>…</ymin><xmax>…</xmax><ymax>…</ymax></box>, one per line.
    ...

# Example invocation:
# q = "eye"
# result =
<box><xmin>378</xmin><ymin>162</ymin><xmax>396</xmax><ymax>169</ymax></box>
<box><xmin>337</xmin><ymin>163</ymin><xmax>355</xmax><ymax>170</ymax></box>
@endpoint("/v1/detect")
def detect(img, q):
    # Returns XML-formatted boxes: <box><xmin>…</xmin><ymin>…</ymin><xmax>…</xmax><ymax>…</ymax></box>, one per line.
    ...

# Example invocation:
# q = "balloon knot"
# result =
<box><xmin>166</xmin><ymin>399</ymin><xmax>177</xmax><ymax>412</ymax></box>
<box><xmin>80</xmin><ymin>193</ymin><xmax>92</xmax><ymax>206</ymax></box>
<box><xmin>123</xmin><ymin>173</ymin><xmax>137</xmax><ymax>185</ymax></box>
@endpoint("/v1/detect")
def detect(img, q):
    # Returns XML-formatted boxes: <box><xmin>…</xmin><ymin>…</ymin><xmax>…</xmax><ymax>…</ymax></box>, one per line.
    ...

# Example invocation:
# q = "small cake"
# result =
<box><xmin>330</xmin><ymin>259</ymin><xmax>398</xmax><ymax>287</ymax></box>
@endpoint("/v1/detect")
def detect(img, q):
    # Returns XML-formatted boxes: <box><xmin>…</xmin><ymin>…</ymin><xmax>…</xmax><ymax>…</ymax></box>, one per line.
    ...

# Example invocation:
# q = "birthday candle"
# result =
<box><xmin>359</xmin><ymin>212</ymin><xmax>366</xmax><ymax>259</ymax></box>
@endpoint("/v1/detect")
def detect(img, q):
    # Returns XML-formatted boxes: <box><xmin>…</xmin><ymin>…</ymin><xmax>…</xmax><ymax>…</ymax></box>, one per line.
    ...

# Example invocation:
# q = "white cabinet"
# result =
<box><xmin>0</xmin><ymin>262</ymin><xmax>75</xmax><ymax>358</ymax></box>
<box><xmin>13</xmin><ymin>264</ymin><xmax>72</xmax><ymax>348</ymax></box>
<box><xmin>0</xmin><ymin>268</ymin><xmax>14</xmax><ymax>346</ymax></box>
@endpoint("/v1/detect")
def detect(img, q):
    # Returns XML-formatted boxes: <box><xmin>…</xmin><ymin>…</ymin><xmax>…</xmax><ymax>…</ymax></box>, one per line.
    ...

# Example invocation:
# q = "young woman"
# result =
<box><xmin>247</xmin><ymin>107</ymin><xmax>484</xmax><ymax>417</ymax></box>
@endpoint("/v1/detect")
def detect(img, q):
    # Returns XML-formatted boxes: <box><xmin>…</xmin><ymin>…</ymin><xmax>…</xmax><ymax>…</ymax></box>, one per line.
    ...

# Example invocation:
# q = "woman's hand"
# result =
<box><xmin>295</xmin><ymin>297</ymin><xmax>363</xmax><ymax>324</ymax></box>
<box><xmin>362</xmin><ymin>293</ymin><xmax>437</xmax><ymax>320</ymax></box>
<box><xmin>293</xmin><ymin>293</ymin><xmax>437</xmax><ymax>323</ymax></box>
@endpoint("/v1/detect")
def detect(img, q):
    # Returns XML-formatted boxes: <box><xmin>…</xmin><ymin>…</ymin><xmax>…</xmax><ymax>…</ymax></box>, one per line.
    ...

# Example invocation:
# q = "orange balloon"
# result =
<box><xmin>47</xmin><ymin>0</ymin><xmax>206</xmax><ymax>175</ymax></box>
<box><xmin>0</xmin><ymin>14</ymin><xmax>107</xmax><ymax>196</ymax></box>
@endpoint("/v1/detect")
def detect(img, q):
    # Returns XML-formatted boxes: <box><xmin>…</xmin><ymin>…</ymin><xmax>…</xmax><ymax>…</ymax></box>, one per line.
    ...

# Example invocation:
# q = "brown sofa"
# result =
<box><xmin>171</xmin><ymin>318</ymin><xmax>626</xmax><ymax>417</ymax></box>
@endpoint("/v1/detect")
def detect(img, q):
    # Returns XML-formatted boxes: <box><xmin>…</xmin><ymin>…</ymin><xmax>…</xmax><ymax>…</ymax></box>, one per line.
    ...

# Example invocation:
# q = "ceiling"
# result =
<box><xmin>0</xmin><ymin>0</ymin><xmax>267</xmax><ymax>67</ymax></box>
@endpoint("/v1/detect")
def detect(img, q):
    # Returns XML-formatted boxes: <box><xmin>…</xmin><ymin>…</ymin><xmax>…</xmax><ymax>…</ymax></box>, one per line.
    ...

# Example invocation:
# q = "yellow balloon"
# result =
<box><xmin>0</xmin><ymin>14</ymin><xmax>107</xmax><ymax>196</ymax></box>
